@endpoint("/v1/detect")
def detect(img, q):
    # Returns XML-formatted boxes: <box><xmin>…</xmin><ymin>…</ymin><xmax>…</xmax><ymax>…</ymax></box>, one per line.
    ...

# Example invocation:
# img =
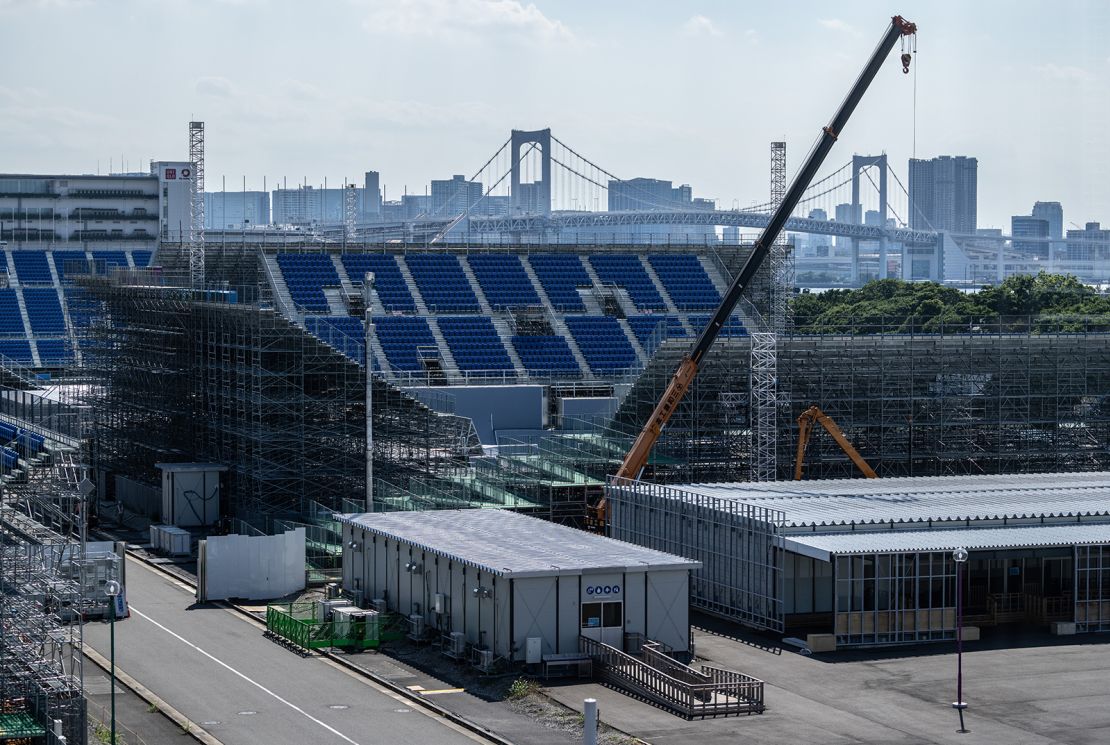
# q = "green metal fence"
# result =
<box><xmin>265</xmin><ymin>602</ymin><xmax>406</xmax><ymax>651</ymax></box>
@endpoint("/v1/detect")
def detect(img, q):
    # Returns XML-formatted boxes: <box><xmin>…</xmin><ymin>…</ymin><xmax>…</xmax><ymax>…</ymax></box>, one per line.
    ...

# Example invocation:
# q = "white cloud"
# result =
<box><xmin>1035</xmin><ymin>63</ymin><xmax>1095</xmax><ymax>83</ymax></box>
<box><xmin>818</xmin><ymin>18</ymin><xmax>858</xmax><ymax>35</ymax></box>
<box><xmin>361</xmin><ymin>0</ymin><xmax>572</xmax><ymax>43</ymax></box>
<box><xmin>195</xmin><ymin>76</ymin><xmax>236</xmax><ymax>98</ymax></box>
<box><xmin>744</xmin><ymin>28</ymin><xmax>759</xmax><ymax>45</ymax></box>
<box><xmin>682</xmin><ymin>15</ymin><xmax>722</xmax><ymax>38</ymax></box>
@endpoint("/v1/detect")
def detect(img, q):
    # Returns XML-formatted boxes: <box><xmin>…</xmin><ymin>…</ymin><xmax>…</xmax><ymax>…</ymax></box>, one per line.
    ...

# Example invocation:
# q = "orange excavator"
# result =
<box><xmin>793</xmin><ymin>406</ymin><xmax>877</xmax><ymax>480</ymax></box>
<box><xmin>594</xmin><ymin>15</ymin><xmax>916</xmax><ymax>528</ymax></box>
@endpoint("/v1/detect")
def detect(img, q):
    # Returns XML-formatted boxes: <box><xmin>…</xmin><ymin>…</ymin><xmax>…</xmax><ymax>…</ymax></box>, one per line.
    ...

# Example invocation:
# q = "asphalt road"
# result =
<box><xmin>83</xmin><ymin>556</ymin><xmax>483</xmax><ymax>745</ymax></box>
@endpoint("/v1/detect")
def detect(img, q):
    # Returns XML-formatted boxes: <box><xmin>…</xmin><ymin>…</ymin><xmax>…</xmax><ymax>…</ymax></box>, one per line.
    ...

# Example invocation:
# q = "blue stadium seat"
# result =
<box><xmin>563</xmin><ymin>316</ymin><xmax>638</xmax><ymax>374</ymax></box>
<box><xmin>23</xmin><ymin>288</ymin><xmax>66</xmax><ymax>335</ymax></box>
<box><xmin>372</xmin><ymin>316</ymin><xmax>438</xmax><ymax>372</ymax></box>
<box><xmin>0</xmin><ymin>289</ymin><xmax>27</xmax><ymax>337</ymax></box>
<box><xmin>340</xmin><ymin>253</ymin><xmax>417</xmax><ymax>313</ymax></box>
<box><xmin>588</xmin><ymin>254</ymin><xmax>666</xmax><ymax>311</ymax></box>
<box><xmin>511</xmin><ymin>335</ymin><xmax>580</xmax><ymax>376</ymax></box>
<box><xmin>435</xmin><ymin>317</ymin><xmax>513</xmax><ymax>374</ymax></box>
<box><xmin>276</xmin><ymin>253</ymin><xmax>340</xmax><ymax>314</ymax></box>
<box><xmin>11</xmin><ymin>252</ymin><xmax>53</xmax><ymax>284</ymax></box>
<box><xmin>527</xmin><ymin>254</ymin><xmax>590</xmax><ymax>312</ymax></box>
<box><xmin>92</xmin><ymin>251</ymin><xmax>129</xmax><ymax>272</ymax></box>
<box><xmin>647</xmin><ymin>254</ymin><xmax>721</xmax><ymax>310</ymax></box>
<box><xmin>626</xmin><ymin>314</ymin><xmax>687</xmax><ymax>350</ymax></box>
<box><xmin>305</xmin><ymin>316</ymin><xmax>366</xmax><ymax>364</ymax></box>
<box><xmin>35</xmin><ymin>339</ymin><xmax>73</xmax><ymax>365</ymax></box>
<box><xmin>688</xmin><ymin>313</ymin><xmax>748</xmax><ymax>337</ymax></box>
<box><xmin>465</xmin><ymin>254</ymin><xmax>541</xmax><ymax>310</ymax></box>
<box><xmin>403</xmin><ymin>253</ymin><xmax>480</xmax><ymax>313</ymax></box>
<box><xmin>131</xmin><ymin>250</ymin><xmax>153</xmax><ymax>267</ymax></box>
<box><xmin>0</xmin><ymin>339</ymin><xmax>33</xmax><ymax>364</ymax></box>
<box><xmin>51</xmin><ymin>251</ymin><xmax>91</xmax><ymax>282</ymax></box>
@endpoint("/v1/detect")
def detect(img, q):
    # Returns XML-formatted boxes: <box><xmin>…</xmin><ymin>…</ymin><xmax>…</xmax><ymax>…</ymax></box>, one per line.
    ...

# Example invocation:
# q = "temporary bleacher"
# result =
<box><xmin>688</xmin><ymin>313</ymin><xmax>748</xmax><ymax>337</ymax></box>
<box><xmin>0</xmin><ymin>289</ymin><xmax>26</xmax><ymax>337</ymax></box>
<box><xmin>465</xmin><ymin>254</ymin><xmax>541</xmax><ymax>310</ymax></box>
<box><xmin>51</xmin><ymin>251</ymin><xmax>91</xmax><ymax>282</ymax></box>
<box><xmin>527</xmin><ymin>254</ymin><xmax>590</xmax><ymax>312</ymax></box>
<box><xmin>511</xmin><ymin>335</ymin><xmax>581</xmax><ymax>377</ymax></box>
<box><xmin>91</xmin><ymin>251</ymin><xmax>130</xmax><ymax>272</ymax></box>
<box><xmin>0</xmin><ymin>339</ymin><xmax>33</xmax><ymax>365</ymax></box>
<box><xmin>11</xmin><ymin>252</ymin><xmax>53</xmax><ymax>284</ymax></box>
<box><xmin>373</xmin><ymin>316</ymin><xmax>439</xmax><ymax>372</ymax></box>
<box><xmin>339</xmin><ymin>253</ymin><xmax>416</xmax><ymax>312</ymax></box>
<box><xmin>34</xmin><ymin>339</ymin><xmax>73</xmax><ymax>365</ymax></box>
<box><xmin>275</xmin><ymin>253</ymin><xmax>341</xmax><ymax>313</ymax></box>
<box><xmin>587</xmin><ymin>254</ymin><xmax>666</xmax><ymax>311</ymax></box>
<box><xmin>131</xmin><ymin>250</ymin><xmax>153</xmax><ymax>267</ymax></box>
<box><xmin>626</xmin><ymin>315</ymin><xmax>687</xmax><ymax>349</ymax></box>
<box><xmin>23</xmin><ymin>288</ymin><xmax>66</xmax><ymax>335</ymax></box>
<box><xmin>563</xmin><ymin>316</ymin><xmax>638</xmax><ymax>373</ymax></box>
<box><xmin>435</xmin><ymin>317</ymin><xmax>514</xmax><ymax>374</ymax></box>
<box><xmin>403</xmin><ymin>253</ymin><xmax>480</xmax><ymax>313</ymax></box>
<box><xmin>305</xmin><ymin>316</ymin><xmax>365</xmax><ymax>364</ymax></box>
<box><xmin>647</xmin><ymin>254</ymin><xmax>722</xmax><ymax>310</ymax></box>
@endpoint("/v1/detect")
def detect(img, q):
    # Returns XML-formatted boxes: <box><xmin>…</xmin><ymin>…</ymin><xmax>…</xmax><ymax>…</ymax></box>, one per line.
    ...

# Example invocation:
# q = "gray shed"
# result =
<box><xmin>338</xmin><ymin>509</ymin><xmax>700</xmax><ymax>663</ymax></box>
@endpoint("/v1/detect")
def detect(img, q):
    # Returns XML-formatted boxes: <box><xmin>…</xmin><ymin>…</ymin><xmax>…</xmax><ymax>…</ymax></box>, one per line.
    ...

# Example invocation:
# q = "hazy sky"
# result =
<box><xmin>2</xmin><ymin>0</ymin><xmax>1108</xmax><ymax>230</ymax></box>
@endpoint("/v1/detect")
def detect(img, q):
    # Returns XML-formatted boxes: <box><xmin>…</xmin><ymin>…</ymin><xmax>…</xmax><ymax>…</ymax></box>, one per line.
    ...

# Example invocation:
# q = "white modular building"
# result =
<box><xmin>338</xmin><ymin>509</ymin><xmax>700</xmax><ymax>663</ymax></box>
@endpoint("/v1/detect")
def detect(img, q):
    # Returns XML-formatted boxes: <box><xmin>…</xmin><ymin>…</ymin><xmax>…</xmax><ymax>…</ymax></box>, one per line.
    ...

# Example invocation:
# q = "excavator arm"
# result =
<box><xmin>596</xmin><ymin>15</ymin><xmax>915</xmax><ymax>528</ymax></box>
<box><xmin>794</xmin><ymin>405</ymin><xmax>877</xmax><ymax>480</ymax></box>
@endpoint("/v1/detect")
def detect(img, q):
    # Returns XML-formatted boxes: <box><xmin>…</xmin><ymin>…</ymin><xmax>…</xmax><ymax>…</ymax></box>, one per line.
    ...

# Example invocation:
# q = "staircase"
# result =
<box><xmin>322</xmin><ymin>288</ymin><xmax>348</xmax><ymax>315</ymax></box>
<box><xmin>458</xmin><ymin>258</ymin><xmax>494</xmax><ymax>315</ymax></box>
<box><xmin>490</xmin><ymin>317</ymin><xmax>526</xmax><ymax>373</ymax></box>
<box><xmin>639</xmin><ymin>256</ymin><xmax>681</xmax><ymax>314</ymax></box>
<box><xmin>617</xmin><ymin>318</ymin><xmax>648</xmax><ymax>365</ymax></box>
<box><xmin>425</xmin><ymin>318</ymin><xmax>460</xmax><ymax>380</ymax></box>
<box><xmin>519</xmin><ymin>258</ymin><xmax>557</xmax><ymax>314</ymax></box>
<box><xmin>261</xmin><ymin>253</ymin><xmax>297</xmax><ymax>319</ymax></box>
<box><xmin>394</xmin><ymin>257</ymin><xmax>430</xmax><ymax>314</ymax></box>
<box><xmin>548</xmin><ymin>316</ymin><xmax>591</xmax><ymax>378</ymax></box>
<box><xmin>14</xmin><ymin>289</ymin><xmax>41</xmax><ymax>368</ymax></box>
<box><xmin>363</xmin><ymin>321</ymin><xmax>395</xmax><ymax>383</ymax></box>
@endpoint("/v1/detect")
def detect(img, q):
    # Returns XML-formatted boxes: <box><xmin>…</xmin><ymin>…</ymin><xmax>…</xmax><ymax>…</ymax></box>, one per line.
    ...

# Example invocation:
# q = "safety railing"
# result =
<box><xmin>265</xmin><ymin>602</ymin><xmax>406</xmax><ymax>652</ymax></box>
<box><xmin>579</xmin><ymin>635</ymin><xmax>764</xmax><ymax>719</ymax></box>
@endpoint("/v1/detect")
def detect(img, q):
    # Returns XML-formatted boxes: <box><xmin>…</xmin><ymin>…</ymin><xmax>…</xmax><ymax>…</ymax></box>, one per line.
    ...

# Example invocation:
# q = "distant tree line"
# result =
<box><xmin>790</xmin><ymin>273</ymin><xmax>1110</xmax><ymax>334</ymax></box>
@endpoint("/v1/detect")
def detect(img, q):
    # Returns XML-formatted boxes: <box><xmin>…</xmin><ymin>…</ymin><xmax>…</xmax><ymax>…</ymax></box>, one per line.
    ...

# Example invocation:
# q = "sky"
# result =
<box><xmin>1</xmin><ymin>0</ymin><xmax>1108</xmax><ymax>230</ymax></box>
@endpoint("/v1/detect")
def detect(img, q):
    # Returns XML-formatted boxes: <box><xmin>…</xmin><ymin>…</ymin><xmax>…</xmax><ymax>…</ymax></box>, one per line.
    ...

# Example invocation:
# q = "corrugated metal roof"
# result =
<box><xmin>337</xmin><ymin>509</ymin><xmax>700</xmax><ymax>579</ymax></box>
<box><xmin>785</xmin><ymin>523</ymin><xmax>1110</xmax><ymax>561</ymax></box>
<box><xmin>655</xmin><ymin>472</ymin><xmax>1110</xmax><ymax>528</ymax></box>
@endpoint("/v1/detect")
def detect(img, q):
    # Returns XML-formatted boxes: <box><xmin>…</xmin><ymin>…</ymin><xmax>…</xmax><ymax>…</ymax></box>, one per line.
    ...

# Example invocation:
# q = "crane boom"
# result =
<box><xmin>600</xmin><ymin>15</ymin><xmax>916</xmax><ymax>522</ymax></box>
<box><xmin>794</xmin><ymin>405</ymin><xmax>878</xmax><ymax>480</ymax></box>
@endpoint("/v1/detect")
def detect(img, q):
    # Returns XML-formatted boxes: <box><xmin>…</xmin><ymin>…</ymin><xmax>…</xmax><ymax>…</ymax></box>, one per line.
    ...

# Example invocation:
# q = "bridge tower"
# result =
<box><xmin>850</xmin><ymin>154</ymin><xmax>889</xmax><ymax>283</ymax></box>
<box><xmin>510</xmin><ymin>128</ymin><xmax>552</xmax><ymax>216</ymax></box>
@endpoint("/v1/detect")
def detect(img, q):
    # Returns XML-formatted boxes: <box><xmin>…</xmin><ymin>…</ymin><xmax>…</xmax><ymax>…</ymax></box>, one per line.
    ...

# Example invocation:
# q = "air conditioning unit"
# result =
<box><xmin>371</xmin><ymin>598</ymin><xmax>387</xmax><ymax>613</ymax></box>
<box><xmin>446</xmin><ymin>631</ymin><xmax>466</xmax><ymax>659</ymax></box>
<box><xmin>407</xmin><ymin>614</ymin><xmax>425</xmax><ymax>641</ymax></box>
<box><xmin>317</xmin><ymin>598</ymin><xmax>351</xmax><ymax>621</ymax></box>
<box><xmin>474</xmin><ymin>648</ymin><xmax>494</xmax><ymax>672</ymax></box>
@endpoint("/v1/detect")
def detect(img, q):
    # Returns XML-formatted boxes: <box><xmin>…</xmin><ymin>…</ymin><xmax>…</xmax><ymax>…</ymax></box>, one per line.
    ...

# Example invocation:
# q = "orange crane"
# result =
<box><xmin>793</xmin><ymin>406</ymin><xmax>877</xmax><ymax>480</ymax></box>
<box><xmin>594</xmin><ymin>15</ymin><xmax>916</xmax><ymax>528</ymax></box>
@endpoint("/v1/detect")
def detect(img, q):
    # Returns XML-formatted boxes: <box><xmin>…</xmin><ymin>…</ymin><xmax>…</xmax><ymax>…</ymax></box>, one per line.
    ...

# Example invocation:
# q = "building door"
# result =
<box><xmin>581</xmin><ymin>601</ymin><xmax>623</xmax><ymax>647</ymax></box>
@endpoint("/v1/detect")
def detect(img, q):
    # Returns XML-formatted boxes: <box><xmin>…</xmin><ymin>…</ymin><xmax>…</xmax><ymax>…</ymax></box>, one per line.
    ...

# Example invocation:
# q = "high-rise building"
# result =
<box><xmin>607</xmin><ymin>178</ymin><xmax>708</xmax><ymax>212</ymax></box>
<box><xmin>363</xmin><ymin>171</ymin><xmax>381</xmax><ymax>221</ymax></box>
<box><xmin>908</xmin><ymin>155</ymin><xmax>977</xmax><ymax>233</ymax></box>
<box><xmin>1031</xmin><ymin>201</ymin><xmax>1063</xmax><ymax>240</ymax></box>
<box><xmin>204</xmin><ymin>191</ymin><xmax>270</xmax><ymax>229</ymax></box>
<box><xmin>430</xmin><ymin>175</ymin><xmax>482</xmax><ymax>218</ymax></box>
<box><xmin>1011</xmin><ymin>215</ymin><xmax>1050</xmax><ymax>258</ymax></box>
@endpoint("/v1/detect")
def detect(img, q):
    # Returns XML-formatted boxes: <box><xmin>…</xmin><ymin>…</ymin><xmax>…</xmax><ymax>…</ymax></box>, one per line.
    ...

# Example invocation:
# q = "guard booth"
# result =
<box><xmin>337</xmin><ymin>509</ymin><xmax>699</xmax><ymax>665</ymax></box>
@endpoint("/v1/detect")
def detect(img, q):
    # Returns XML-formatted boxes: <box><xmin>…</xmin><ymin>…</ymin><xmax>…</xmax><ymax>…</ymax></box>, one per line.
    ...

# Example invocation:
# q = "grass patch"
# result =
<box><xmin>506</xmin><ymin>677</ymin><xmax>542</xmax><ymax>701</ymax></box>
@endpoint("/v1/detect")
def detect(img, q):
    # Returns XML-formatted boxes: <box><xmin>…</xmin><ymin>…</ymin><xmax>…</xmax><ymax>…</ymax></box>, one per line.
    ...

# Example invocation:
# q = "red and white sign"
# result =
<box><xmin>164</xmin><ymin>168</ymin><xmax>177</xmax><ymax>180</ymax></box>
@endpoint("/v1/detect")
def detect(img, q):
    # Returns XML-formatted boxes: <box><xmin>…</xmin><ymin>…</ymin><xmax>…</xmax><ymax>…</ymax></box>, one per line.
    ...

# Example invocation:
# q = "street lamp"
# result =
<box><xmin>952</xmin><ymin>547</ymin><xmax>969</xmax><ymax>734</ymax></box>
<box><xmin>105</xmin><ymin>579</ymin><xmax>121</xmax><ymax>745</ymax></box>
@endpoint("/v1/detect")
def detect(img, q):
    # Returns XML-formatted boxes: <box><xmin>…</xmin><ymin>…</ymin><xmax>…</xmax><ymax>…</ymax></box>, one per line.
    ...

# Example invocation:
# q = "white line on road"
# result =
<box><xmin>129</xmin><ymin>606</ymin><xmax>361</xmax><ymax>745</ymax></box>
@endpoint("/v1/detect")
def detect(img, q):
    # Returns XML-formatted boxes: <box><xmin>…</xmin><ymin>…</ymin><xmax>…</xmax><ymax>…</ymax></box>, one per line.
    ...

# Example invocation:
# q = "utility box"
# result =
<box><xmin>526</xmin><ymin>637</ymin><xmax>542</xmax><ymax>665</ymax></box>
<box><xmin>155</xmin><ymin>463</ymin><xmax>227</xmax><ymax>527</ymax></box>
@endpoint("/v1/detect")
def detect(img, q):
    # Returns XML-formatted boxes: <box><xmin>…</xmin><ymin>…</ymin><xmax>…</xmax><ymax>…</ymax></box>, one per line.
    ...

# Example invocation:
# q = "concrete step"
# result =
<box><xmin>519</xmin><ymin>257</ymin><xmax>558</xmax><ymax>316</ymax></box>
<box><xmin>490</xmin><ymin>317</ymin><xmax>526</xmax><ymax>375</ymax></box>
<box><xmin>424</xmin><ymin>317</ymin><xmax>460</xmax><ymax>379</ymax></box>
<box><xmin>458</xmin><ymin>257</ymin><xmax>493</xmax><ymax>315</ymax></box>
<box><xmin>394</xmin><ymin>257</ymin><xmax>430</xmax><ymax>314</ymax></box>
<box><xmin>549</xmin><ymin>316</ymin><xmax>591</xmax><ymax>378</ymax></box>
<box><xmin>616</xmin><ymin>318</ymin><xmax>647</xmax><ymax>366</ymax></box>
<box><xmin>639</xmin><ymin>256</ymin><xmax>681</xmax><ymax>314</ymax></box>
<box><xmin>14</xmin><ymin>289</ymin><xmax>41</xmax><ymax>368</ymax></box>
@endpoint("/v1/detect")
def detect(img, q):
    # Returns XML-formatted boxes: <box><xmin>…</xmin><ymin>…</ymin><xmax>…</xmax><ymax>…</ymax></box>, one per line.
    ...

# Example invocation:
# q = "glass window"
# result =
<box><xmin>602</xmin><ymin>603</ymin><xmax>623</xmax><ymax>628</ymax></box>
<box><xmin>581</xmin><ymin>602</ymin><xmax>601</xmax><ymax>628</ymax></box>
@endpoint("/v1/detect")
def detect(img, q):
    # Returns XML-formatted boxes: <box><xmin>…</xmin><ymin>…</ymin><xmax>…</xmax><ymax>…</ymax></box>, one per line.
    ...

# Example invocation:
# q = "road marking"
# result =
<box><xmin>420</xmin><ymin>688</ymin><xmax>466</xmax><ymax>696</ymax></box>
<box><xmin>129</xmin><ymin>605</ymin><xmax>362</xmax><ymax>745</ymax></box>
<box><xmin>406</xmin><ymin>685</ymin><xmax>425</xmax><ymax>691</ymax></box>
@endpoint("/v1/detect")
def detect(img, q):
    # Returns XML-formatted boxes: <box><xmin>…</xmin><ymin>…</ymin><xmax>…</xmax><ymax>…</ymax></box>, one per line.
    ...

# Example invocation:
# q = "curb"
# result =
<box><xmin>124</xmin><ymin>547</ymin><xmax>514</xmax><ymax>745</ymax></box>
<box><xmin>84</xmin><ymin>645</ymin><xmax>223</xmax><ymax>745</ymax></box>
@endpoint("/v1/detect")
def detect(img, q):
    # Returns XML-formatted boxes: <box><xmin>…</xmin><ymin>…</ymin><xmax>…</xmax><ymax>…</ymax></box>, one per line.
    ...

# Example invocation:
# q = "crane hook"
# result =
<box><xmin>901</xmin><ymin>52</ymin><xmax>912</xmax><ymax>74</ymax></box>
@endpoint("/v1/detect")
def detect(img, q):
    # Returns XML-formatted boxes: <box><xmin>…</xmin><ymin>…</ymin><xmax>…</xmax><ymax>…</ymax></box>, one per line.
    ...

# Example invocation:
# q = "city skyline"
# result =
<box><xmin>1</xmin><ymin>1</ymin><xmax>1107</xmax><ymax>230</ymax></box>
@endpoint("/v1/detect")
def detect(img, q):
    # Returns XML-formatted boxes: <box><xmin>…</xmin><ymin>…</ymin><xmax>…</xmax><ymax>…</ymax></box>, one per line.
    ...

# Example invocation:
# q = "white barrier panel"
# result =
<box><xmin>202</xmin><ymin>527</ymin><xmax>305</xmax><ymax>601</ymax></box>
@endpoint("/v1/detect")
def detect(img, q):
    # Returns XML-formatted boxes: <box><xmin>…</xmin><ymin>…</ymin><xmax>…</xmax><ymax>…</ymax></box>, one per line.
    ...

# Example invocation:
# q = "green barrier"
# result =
<box><xmin>266</xmin><ymin>601</ymin><xmax>392</xmax><ymax>651</ymax></box>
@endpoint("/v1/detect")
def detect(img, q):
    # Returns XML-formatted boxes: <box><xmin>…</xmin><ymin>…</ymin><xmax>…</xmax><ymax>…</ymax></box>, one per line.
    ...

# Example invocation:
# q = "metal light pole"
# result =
<box><xmin>105</xmin><ymin>579</ymin><xmax>121</xmax><ymax>744</ymax></box>
<box><xmin>952</xmin><ymin>547</ymin><xmax>969</xmax><ymax>733</ymax></box>
<box><xmin>363</xmin><ymin>272</ymin><xmax>375</xmax><ymax>511</ymax></box>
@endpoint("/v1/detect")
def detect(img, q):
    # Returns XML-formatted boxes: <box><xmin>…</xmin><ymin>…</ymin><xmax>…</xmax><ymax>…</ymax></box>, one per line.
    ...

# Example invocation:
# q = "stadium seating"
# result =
<box><xmin>0</xmin><ymin>289</ymin><xmax>26</xmax><ymax>337</ymax></box>
<box><xmin>372</xmin><ymin>315</ymin><xmax>439</xmax><ymax>372</ymax></box>
<box><xmin>340</xmin><ymin>253</ymin><xmax>416</xmax><ymax>313</ymax></box>
<box><xmin>647</xmin><ymin>254</ymin><xmax>721</xmax><ymax>310</ymax></box>
<box><xmin>527</xmin><ymin>254</ymin><xmax>590</xmax><ymax>312</ymax></box>
<box><xmin>403</xmin><ymin>253</ymin><xmax>480</xmax><ymax>313</ymax></box>
<box><xmin>0</xmin><ymin>446</ymin><xmax>17</xmax><ymax>470</ymax></box>
<box><xmin>588</xmin><ymin>254</ymin><xmax>666</xmax><ymax>311</ymax></box>
<box><xmin>51</xmin><ymin>251</ymin><xmax>91</xmax><ymax>282</ymax></box>
<box><xmin>436</xmin><ymin>316</ymin><xmax>513</xmax><ymax>373</ymax></box>
<box><xmin>276</xmin><ymin>253</ymin><xmax>341</xmax><ymax>313</ymax></box>
<box><xmin>11</xmin><ymin>252</ymin><xmax>53</xmax><ymax>284</ymax></box>
<box><xmin>564</xmin><ymin>316</ymin><xmax>638</xmax><ymax>373</ymax></box>
<box><xmin>23</xmin><ymin>288</ymin><xmax>66</xmax><ymax>335</ymax></box>
<box><xmin>0</xmin><ymin>339</ymin><xmax>33</xmax><ymax>364</ymax></box>
<box><xmin>688</xmin><ymin>313</ymin><xmax>748</xmax><ymax>337</ymax></box>
<box><xmin>35</xmin><ymin>339</ymin><xmax>73</xmax><ymax>365</ymax></box>
<box><xmin>91</xmin><ymin>251</ymin><xmax>130</xmax><ymax>272</ymax></box>
<box><xmin>465</xmin><ymin>254</ymin><xmax>541</xmax><ymax>310</ymax></box>
<box><xmin>511</xmin><ymin>335</ymin><xmax>580</xmax><ymax>376</ymax></box>
<box><xmin>131</xmin><ymin>250</ymin><xmax>153</xmax><ymax>267</ymax></box>
<box><xmin>626</xmin><ymin>314</ymin><xmax>687</xmax><ymax>349</ymax></box>
<box><xmin>305</xmin><ymin>316</ymin><xmax>365</xmax><ymax>363</ymax></box>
